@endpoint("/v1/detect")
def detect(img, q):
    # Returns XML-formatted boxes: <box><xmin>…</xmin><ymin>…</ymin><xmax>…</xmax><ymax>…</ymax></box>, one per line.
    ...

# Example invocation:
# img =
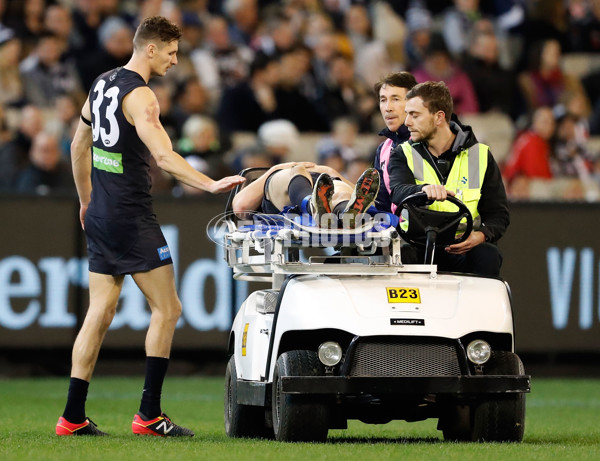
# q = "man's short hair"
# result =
<box><xmin>406</xmin><ymin>81</ymin><xmax>454</xmax><ymax>122</ymax></box>
<box><xmin>133</xmin><ymin>16</ymin><xmax>182</xmax><ymax>50</ymax></box>
<box><xmin>373</xmin><ymin>72</ymin><xmax>417</xmax><ymax>96</ymax></box>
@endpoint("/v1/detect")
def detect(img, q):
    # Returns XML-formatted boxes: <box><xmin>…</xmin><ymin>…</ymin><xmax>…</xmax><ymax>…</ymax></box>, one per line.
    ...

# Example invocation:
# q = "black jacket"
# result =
<box><xmin>388</xmin><ymin>116</ymin><xmax>509</xmax><ymax>243</ymax></box>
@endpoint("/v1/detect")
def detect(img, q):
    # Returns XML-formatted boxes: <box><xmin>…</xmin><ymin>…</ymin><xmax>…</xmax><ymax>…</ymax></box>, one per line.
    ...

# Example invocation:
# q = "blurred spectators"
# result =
<box><xmin>76</xmin><ymin>16</ymin><xmax>133</xmax><ymax>91</ymax></box>
<box><xmin>461</xmin><ymin>25</ymin><xmax>521</xmax><ymax>119</ymax></box>
<box><xmin>503</xmin><ymin>106</ymin><xmax>556</xmax><ymax>198</ymax></box>
<box><xmin>551</xmin><ymin>112</ymin><xmax>595</xmax><ymax>181</ymax></box>
<box><xmin>171</xmin><ymin>77</ymin><xmax>210</xmax><ymax>137</ymax></box>
<box><xmin>46</xmin><ymin>93</ymin><xmax>80</xmax><ymax>159</ymax></box>
<box><xmin>177</xmin><ymin>114</ymin><xmax>232</xmax><ymax>195</ymax></box>
<box><xmin>517</xmin><ymin>38</ymin><xmax>590</xmax><ymax>114</ymax></box>
<box><xmin>43</xmin><ymin>3</ymin><xmax>75</xmax><ymax>58</ymax></box>
<box><xmin>5</xmin><ymin>0</ymin><xmax>46</xmax><ymax>58</ymax></box>
<box><xmin>518</xmin><ymin>0</ymin><xmax>570</xmax><ymax>70</ymax></box>
<box><xmin>0</xmin><ymin>0</ymin><xmax>599</xmax><ymax>201</ymax></box>
<box><xmin>0</xmin><ymin>104</ymin><xmax>44</xmax><ymax>190</ymax></box>
<box><xmin>351</xmin><ymin>2</ymin><xmax>406</xmax><ymax>89</ymax></box>
<box><xmin>567</xmin><ymin>0</ymin><xmax>600</xmax><ymax>53</ymax></box>
<box><xmin>412</xmin><ymin>33</ymin><xmax>479</xmax><ymax>115</ymax></box>
<box><xmin>229</xmin><ymin>119</ymin><xmax>299</xmax><ymax>172</ymax></box>
<box><xmin>13</xmin><ymin>131</ymin><xmax>74</xmax><ymax>195</ymax></box>
<box><xmin>404</xmin><ymin>5</ymin><xmax>433</xmax><ymax>71</ymax></box>
<box><xmin>441</xmin><ymin>0</ymin><xmax>484</xmax><ymax>58</ymax></box>
<box><xmin>20</xmin><ymin>31</ymin><xmax>84</xmax><ymax>107</ymax></box>
<box><xmin>344</xmin><ymin>4</ymin><xmax>372</xmax><ymax>58</ymax></box>
<box><xmin>320</xmin><ymin>53</ymin><xmax>377</xmax><ymax>132</ymax></box>
<box><xmin>254</xmin><ymin>7</ymin><xmax>298</xmax><ymax>57</ymax></box>
<box><xmin>0</xmin><ymin>28</ymin><xmax>24</xmax><ymax>107</ymax></box>
<box><xmin>217</xmin><ymin>52</ymin><xmax>280</xmax><ymax>133</ymax></box>
<box><xmin>276</xmin><ymin>46</ymin><xmax>329</xmax><ymax>132</ymax></box>
<box><xmin>316</xmin><ymin>116</ymin><xmax>360</xmax><ymax>166</ymax></box>
<box><xmin>190</xmin><ymin>15</ymin><xmax>253</xmax><ymax>109</ymax></box>
<box><xmin>223</xmin><ymin>0</ymin><xmax>259</xmax><ymax>47</ymax></box>
<box><xmin>345</xmin><ymin>156</ymin><xmax>372</xmax><ymax>184</ymax></box>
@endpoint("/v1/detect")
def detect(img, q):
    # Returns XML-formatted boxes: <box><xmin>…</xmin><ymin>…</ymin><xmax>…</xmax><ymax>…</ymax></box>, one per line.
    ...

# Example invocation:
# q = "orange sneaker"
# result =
<box><xmin>342</xmin><ymin>168</ymin><xmax>380</xmax><ymax>228</ymax></box>
<box><xmin>310</xmin><ymin>173</ymin><xmax>335</xmax><ymax>228</ymax></box>
<box><xmin>56</xmin><ymin>416</ymin><xmax>107</xmax><ymax>436</ymax></box>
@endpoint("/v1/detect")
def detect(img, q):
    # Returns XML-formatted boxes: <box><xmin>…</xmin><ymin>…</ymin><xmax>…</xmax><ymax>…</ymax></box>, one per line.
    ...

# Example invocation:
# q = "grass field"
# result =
<box><xmin>1</xmin><ymin>376</ymin><xmax>599</xmax><ymax>461</ymax></box>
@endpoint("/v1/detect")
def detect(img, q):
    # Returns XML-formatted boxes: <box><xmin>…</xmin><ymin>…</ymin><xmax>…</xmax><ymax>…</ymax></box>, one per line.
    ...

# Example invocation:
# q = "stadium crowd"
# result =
<box><xmin>1</xmin><ymin>0</ymin><xmax>600</xmax><ymax>201</ymax></box>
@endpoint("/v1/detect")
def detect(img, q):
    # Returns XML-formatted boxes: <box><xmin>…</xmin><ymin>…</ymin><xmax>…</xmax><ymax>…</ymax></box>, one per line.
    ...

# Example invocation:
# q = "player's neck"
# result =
<box><xmin>123</xmin><ymin>54</ymin><xmax>151</xmax><ymax>83</ymax></box>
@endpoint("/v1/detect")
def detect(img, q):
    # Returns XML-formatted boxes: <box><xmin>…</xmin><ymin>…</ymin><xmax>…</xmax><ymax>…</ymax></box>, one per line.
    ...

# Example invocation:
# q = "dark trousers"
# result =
<box><xmin>401</xmin><ymin>242</ymin><xmax>503</xmax><ymax>278</ymax></box>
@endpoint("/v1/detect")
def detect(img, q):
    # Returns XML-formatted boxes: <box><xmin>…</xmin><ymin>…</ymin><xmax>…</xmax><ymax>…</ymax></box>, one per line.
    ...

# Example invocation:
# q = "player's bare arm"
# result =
<box><xmin>71</xmin><ymin>99</ymin><xmax>93</xmax><ymax>229</ymax></box>
<box><xmin>125</xmin><ymin>86</ymin><xmax>244</xmax><ymax>193</ymax></box>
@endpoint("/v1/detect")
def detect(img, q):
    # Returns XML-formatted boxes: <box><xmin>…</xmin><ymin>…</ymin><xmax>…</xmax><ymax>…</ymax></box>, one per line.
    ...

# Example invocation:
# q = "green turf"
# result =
<box><xmin>0</xmin><ymin>376</ymin><xmax>598</xmax><ymax>461</ymax></box>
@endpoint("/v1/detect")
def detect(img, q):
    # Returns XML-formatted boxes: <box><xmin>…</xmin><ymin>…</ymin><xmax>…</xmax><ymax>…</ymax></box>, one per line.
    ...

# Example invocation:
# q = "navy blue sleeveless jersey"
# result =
<box><xmin>87</xmin><ymin>67</ymin><xmax>153</xmax><ymax>218</ymax></box>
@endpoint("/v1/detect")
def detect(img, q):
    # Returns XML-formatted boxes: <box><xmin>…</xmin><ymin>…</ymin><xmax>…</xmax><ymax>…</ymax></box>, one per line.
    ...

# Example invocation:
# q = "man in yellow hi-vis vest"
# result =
<box><xmin>388</xmin><ymin>81</ymin><xmax>509</xmax><ymax>277</ymax></box>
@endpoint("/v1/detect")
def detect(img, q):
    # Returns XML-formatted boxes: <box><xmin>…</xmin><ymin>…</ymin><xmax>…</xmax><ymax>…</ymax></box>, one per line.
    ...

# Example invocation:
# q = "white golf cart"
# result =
<box><xmin>221</xmin><ymin>168</ymin><xmax>530</xmax><ymax>442</ymax></box>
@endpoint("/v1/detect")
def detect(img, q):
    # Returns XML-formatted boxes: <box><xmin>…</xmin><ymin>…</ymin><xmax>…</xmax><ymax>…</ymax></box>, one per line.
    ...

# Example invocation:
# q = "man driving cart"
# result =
<box><xmin>388</xmin><ymin>81</ymin><xmax>509</xmax><ymax>277</ymax></box>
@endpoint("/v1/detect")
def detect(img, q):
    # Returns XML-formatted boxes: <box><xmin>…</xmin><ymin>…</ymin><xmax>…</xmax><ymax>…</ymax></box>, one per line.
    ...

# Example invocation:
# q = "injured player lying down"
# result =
<box><xmin>231</xmin><ymin>162</ymin><xmax>380</xmax><ymax>228</ymax></box>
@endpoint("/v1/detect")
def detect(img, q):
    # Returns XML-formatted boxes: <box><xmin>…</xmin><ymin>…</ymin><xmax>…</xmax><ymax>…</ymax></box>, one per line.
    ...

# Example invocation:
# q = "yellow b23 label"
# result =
<box><xmin>386</xmin><ymin>287</ymin><xmax>421</xmax><ymax>303</ymax></box>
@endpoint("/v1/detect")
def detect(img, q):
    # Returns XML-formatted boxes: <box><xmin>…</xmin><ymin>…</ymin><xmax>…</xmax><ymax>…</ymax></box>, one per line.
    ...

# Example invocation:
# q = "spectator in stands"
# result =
<box><xmin>6</xmin><ymin>0</ymin><xmax>45</xmax><ymax>57</ymax></box>
<box><xmin>77</xmin><ymin>16</ymin><xmax>134</xmax><ymax>91</ymax></box>
<box><xmin>229</xmin><ymin>119</ymin><xmax>299</xmax><ymax>172</ymax></box>
<box><xmin>551</xmin><ymin>112</ymin><xmax>594</xmax><ymax>180</ymax></box>
<box><xmin>412</xmin><ymin>33</ymin><xmax>479</xmax><ymax>115</ymax></box>
<box><xmin>567</xmin><ymin>0</ymin><xmax>600</xmax><ymax>53</ymax></box>
<box><xmin>503</xmin><ymin>106</ymin><xmax>556</xmax><ymax>196</ymax></box>
<box><xmin>217</xmin><ymin>52</ymin><xmax>280</xmax><ymax>133</ymax></box>
<box><xmin>255</xmin><ymin>8</ymin><xmax>298</xmax><ymax>58</ymax></box>
<box><xmin>223</xmin><ymin>0</ymin><xmax>259</xmax><ymax>47</ymax></box>
<box><xmin>0</xmin><ymin>104</ymin><xmax>44</xmax><ymax>190</ymax></box>
<box><xmin>320</xmin><ymin>53</ymin><xmax>377</xmax><ymax>132</ymax></box>
<box><xmin>43</xmin><ymin>4</ymin><xmax>75</xmax><ymax>58</ymax></box>
<box><xmin>517</xmin><ymin>38</ymin><xmax>590</xmax><ymax>114</ymax></box>
<box><xmin>518</xmin><ymin>0</ymin><xmax>571</xmax><ymax>70</ymax></box>
<box><xmin>344</xmin><ymin>3</ymin><xmax>372</xmax><ymax>57</ymax></box>
<box><xmin>319</xmin><ymin>116</ymin><xmax>362</xmax><ymax>163</ymax></box>
<box><xmin>150</xmin><ymin>81</ymin><xmax>178</xmax><ymax>140</ymax></box>
<box><xmin>316</xmin><ymin>142</ymin><xmax>346</xmax><ymax>177</ymax></box>
<box><xmin>0</xmin><ymin>27</ymin><xmax>24</xmax><ymax>107</ymax></box>
<box><xmin>47</xmin><ymin>93</ymin><xmax>79</xmax><ymax>159</ymax></box>
<box><xmin>275</xmin><ymin>46</ymin><xmax>330</xmax><ymax>132</ymax></box>
<box><xmin>442</xmin><ymin>0</ymin><xmax>484</xmax><ymax>58</ymax></box>
<box><xmin>350</xmin><ymin>2</ymin><xmax>405</xmax><ymax>89</ymax></box>
<box><xmin>345</xmin><ymin>156</ymin><xmax>372</xmax><ymax>184</ymax></box>
<box><xmin>14</xmin><ymin>131</ymin><xmax>74</xmax><ymax>195</ymax></box>
<box><xmin>462</xmin><ymin>26</ymin><xmax>521</xmax><ymax>119</ymax></box>
<box><xmin>190</xmin><ymin>15</ymin><xmax>253</xmax><ymax>109</ymax></box>
<box><xmin>20</xmin><ymin>31</ymin><xmax>84</xmax><ymax>107</ymax></box>
<box><xmin>177</xmin><ymin>115</ymin><xmax>233</xmax><ymax>194</ymax></box>
<box><xmin>404</xmin><ymin>6</ymin><xmax>433</xmax><ymax>72</ymax></box>
<box><xmin>170</xmin><ymin>77</ymin><xmax>210</xmax><ymax>138</ymax></box>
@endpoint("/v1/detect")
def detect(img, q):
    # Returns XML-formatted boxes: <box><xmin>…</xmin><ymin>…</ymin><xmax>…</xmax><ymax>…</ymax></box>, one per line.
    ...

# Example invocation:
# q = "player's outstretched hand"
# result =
<box><xmin>209</xmin><ymin>175</ymin><xmax>246</xmax><ymax>194</ymax></box>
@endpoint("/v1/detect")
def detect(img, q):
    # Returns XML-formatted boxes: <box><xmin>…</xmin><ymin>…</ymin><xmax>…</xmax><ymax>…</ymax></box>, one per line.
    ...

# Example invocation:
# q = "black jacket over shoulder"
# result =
<box><xmin>388</xmin><ymin>115</ymin><xmax>509</xmax><ymax>243</ymax></box>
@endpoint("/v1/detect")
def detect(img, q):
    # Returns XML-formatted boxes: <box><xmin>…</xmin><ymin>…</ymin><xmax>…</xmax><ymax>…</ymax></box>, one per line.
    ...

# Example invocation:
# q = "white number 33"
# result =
<box><xmin>91</xmin><ymin>79</ymin><xmax>120</xmax><ymax>147</ymax></box>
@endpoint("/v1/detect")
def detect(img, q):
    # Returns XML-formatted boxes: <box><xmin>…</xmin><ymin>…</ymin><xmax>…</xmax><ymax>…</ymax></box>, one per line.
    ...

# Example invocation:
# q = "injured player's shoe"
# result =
<box><xmin>310</xmin><ymin>173</ymin><xmax>335</xmax><ymax>228</ymax></box>
<box><xmin>341</xmin><ymin>168</ymin><xmax>380</xmax><ymax>228</ymax></box>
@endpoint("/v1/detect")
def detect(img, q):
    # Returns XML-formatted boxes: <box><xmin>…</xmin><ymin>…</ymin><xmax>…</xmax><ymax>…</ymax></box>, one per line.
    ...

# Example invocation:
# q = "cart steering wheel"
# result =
<box><xmin>397</xmin><ymin>192</ymin><xmax>473</xmax><ymax>263</ymax></box>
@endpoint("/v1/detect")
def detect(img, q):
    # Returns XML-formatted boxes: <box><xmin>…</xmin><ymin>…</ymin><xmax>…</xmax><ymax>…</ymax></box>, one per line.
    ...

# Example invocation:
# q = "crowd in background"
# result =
<box><xmin>1</xmin><ymin>0</ymin><xmax>600</xmax><ymax>201</ymax></box>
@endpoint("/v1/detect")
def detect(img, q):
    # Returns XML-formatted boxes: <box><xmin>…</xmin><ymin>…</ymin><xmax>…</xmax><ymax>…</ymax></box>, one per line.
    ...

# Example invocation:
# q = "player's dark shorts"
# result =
<box><xmin>84</xmin><ymin>213</ymin><xmax>172</xmax><ymax>275</ymax></box>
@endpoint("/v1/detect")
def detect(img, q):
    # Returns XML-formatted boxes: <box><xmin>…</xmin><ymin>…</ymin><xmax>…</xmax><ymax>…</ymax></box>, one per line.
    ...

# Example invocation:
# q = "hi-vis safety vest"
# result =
<box><xmin>399</xmin><ymin>142</ymin><xmax>489</xmax><ymax>232</ymax></box>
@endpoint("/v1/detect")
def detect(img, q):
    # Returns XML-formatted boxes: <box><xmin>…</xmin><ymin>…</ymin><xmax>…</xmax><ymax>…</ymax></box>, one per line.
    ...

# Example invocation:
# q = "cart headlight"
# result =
<box><xmin>318</xmin><ymin>342</ymin><xmax>342</xmax><ymax>366</ymax></box>
<box><xmin>466</xmin><ymin>340</ymin><xmax>491</xmax><ymax>365</ymax></box>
